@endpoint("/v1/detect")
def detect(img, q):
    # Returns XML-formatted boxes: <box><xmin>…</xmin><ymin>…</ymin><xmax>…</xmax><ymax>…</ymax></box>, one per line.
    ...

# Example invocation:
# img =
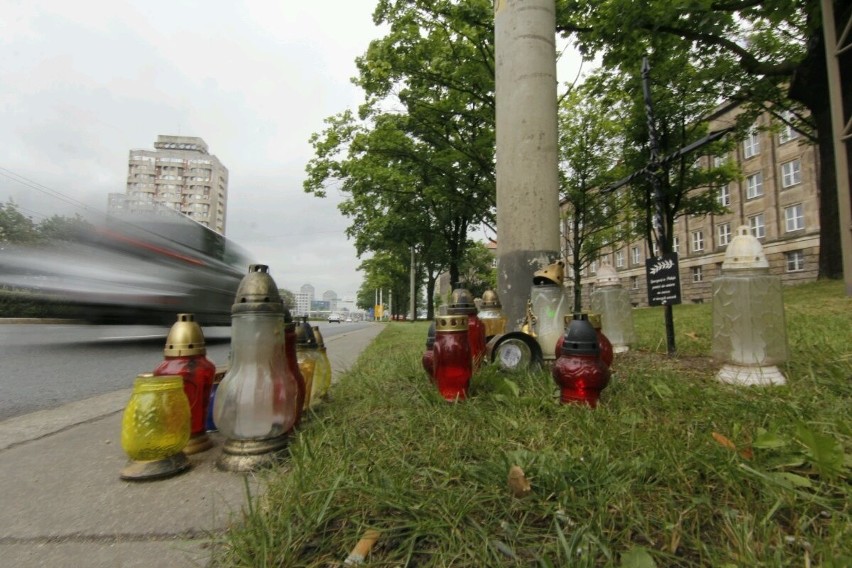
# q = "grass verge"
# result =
<box><xmin>218</xmin><ymin>280</ymin><xmax>851</xmax><ymax>567</ymax></box>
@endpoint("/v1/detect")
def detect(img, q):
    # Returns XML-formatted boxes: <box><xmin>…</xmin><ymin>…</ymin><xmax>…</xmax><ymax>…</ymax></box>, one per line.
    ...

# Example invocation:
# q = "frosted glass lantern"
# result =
<box><xmin>214</xmin><ymin>264</ymin><xmax>300</xmax><ymax>471</ymax></box>
<box><xmin>712</xmin><ymin>227</ymin><xmax>788</xmax><ymax>385</ymax></box>
<box><xmin>528</xmin><ymin>260</ymin><xmax>570</xmax><ymax>361</ymax></box>
<box><xmin>590</xmin><ymin>264</ymin><xmax>636</xmax><ymax>353</ymax></box>
<box><xmin>530</xmin><ymin>284</ymin><xmax>570</xmax><ymax>360</ymax></box>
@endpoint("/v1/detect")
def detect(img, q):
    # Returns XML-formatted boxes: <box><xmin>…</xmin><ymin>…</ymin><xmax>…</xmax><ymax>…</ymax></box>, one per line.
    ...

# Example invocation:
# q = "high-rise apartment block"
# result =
<box><xmin>568</xmin><ymin>103</ymin><xmax>821</xmax><ymax>306</ymax></box>
<box><xmin>115</xmin><ymin>135</ymin><xmax>228</xmax><ymax>234</ymax></box>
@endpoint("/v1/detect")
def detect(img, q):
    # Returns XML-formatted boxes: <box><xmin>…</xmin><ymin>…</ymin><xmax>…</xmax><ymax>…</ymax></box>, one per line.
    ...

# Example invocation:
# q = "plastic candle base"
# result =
<box><xmin>716</xmin><ymin>364</ymin><xmax>786</xmax><ymax>386</ymax></box>
<box><xmin>184</xmin><ymin>433</ymin><xmax>214</xmax><ymax>455</ymax></box>
<box><xmin>120</xmin><ymin>452</ymin><xmax>190</xmax><ymax>481</ymax></box>
<box><xmin>216</xmin><ymin>436</ymin><xmax>289</xmax><ymax>472</ymax></box>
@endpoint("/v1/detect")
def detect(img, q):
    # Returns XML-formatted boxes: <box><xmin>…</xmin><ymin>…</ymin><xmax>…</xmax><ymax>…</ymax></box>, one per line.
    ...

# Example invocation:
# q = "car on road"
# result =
<box><xmin>328</xmin><ymin>312</ymin><xmax>342</xmax><ymax>323</ymax></box>
<box><xmin>345</xmin><ymin>317</ymin><xmax>353</xmax><ymax>322</ymax></box>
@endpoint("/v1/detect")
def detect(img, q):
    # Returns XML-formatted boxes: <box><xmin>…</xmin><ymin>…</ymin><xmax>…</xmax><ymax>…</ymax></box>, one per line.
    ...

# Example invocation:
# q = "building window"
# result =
<box><xmin>746</xmin><ymin>171</ymin><xmax>764</xmax><ymax>199</ymax></box>
<box><xmin>631</xmin><ymin>246</ymin><xmax>641</xmax><ymax>265</ymax></box>
<box><xmin>692</xmin><ymin>231</ymin><xmax>704</xmax><ymax>252</ymax></box>
<box><xmin>691</xmin><ymin>266</ymin><xmax>703</xmax><ymax>282</ymax></box>
<box><xmin>786</xmin><ymin>250</ymin><xmax>805</xmax><ymax>272</ymax></box>
<box><xmin>778</xmin><ymin>111</ymin><xmax>798</xmax><ymax>144</ymax></box>
<box><xmin>615</xmin><ymin>250</ymin><xmax>624</xmax><ymax>268</ymax></box>
<box><xmin>749</xmin><ymin>213</ymin><xmax>766</xmax><ymax>239</ymax></box>
<box><xmin>785</xmin><ymin>204</ymin><xmax>805</xmax><ymax>232</ymax></box>
<box><xmin>651</xmin><ymin>241</ymin><xmax>659</xmax><ymax>257</ymax></box>
<box><xmin>781</xmin><ymin>159</ymin><xmax>802</xmax><ymax>188</ymax></box>
<box><xmin>717</xmin><ymin>184</ymin><xmax>731</xmax><ymax>207</ymax></box>
<box><xmin>744</xmin><ymin>127</ymin><xmax>760</xmax><ymax>159</ymax></box>
<box><xmin>717</xmin><ymin>223</ymin><xmax>732</xmax><ymax>247</ymax></box>
<box><xmin>590</xmin><ymin>260</ymin><xmax>597</xmax><ymax>274</ymax></box>
<box><xmin>630</xmin><ymin>276</ymin><xmax>639</xmax><ymax>289</ymax></box>
<box><xmin>673</xmin><ymin>236</ymin><xmax>680</xmax><ymax>255</ymax></box>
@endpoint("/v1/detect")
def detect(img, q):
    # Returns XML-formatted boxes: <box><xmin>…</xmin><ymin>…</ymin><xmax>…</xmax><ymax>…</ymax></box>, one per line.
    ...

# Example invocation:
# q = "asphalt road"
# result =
<box><xmin>0</xmin><ymin>320</ymin><xmax>372</xmax><ymax>421</ymax></box>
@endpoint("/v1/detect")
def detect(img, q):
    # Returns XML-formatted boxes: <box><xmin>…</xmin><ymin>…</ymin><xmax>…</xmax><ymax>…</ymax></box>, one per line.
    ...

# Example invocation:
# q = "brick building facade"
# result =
<box><xmin>565</xmin><ymin>104</ymin><xmax>821</xmax><ymax>307</ymax></box>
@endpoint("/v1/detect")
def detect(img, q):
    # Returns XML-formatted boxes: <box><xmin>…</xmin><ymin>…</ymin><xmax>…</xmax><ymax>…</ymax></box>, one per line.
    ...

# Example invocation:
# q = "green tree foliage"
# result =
<box><xmin>555</xmin><ymin>0</ymin><xmax>850</xmax><ymax>279</ymax></box>
<box><xmin>0</xmin><ymin>202</ymin><xmax>95</xmax><ymax>246</ymax></box>
<box><xmin>278</xmin><ymin>288</ymin><xmax>296</xmax><ymax>311</ymax></box>
<box><xmin>0</xmin><ymin>200</ymin><xmax>39</xmax><ymax>244</ymax></box>
<box><xmin>557</xmin><ymin>84</ymin><xmax>630</xmax><ymax>312</ymax></box>
<box><xmin>591</xmin><ymin>47</ymin><xmax>738</xmax><ymax>254</ymax></box>
<box><xmin>304</xmin><ymin>0</ymin><xmax>496</xmax><ymax>318</ymax></box>
<box><xmin>355</xmin><ymin>250</ymin><xmax>410</xmax><ymax>317</ymax></box>
<box><xmin>37</xmin><ymin>213</ymin><xmax>92</xmax><ymax>242</ymax></box>
<box><xmin>457</xmin><ymin>240</ymin><xmax>496</xmax><ymax>299</ymax></box>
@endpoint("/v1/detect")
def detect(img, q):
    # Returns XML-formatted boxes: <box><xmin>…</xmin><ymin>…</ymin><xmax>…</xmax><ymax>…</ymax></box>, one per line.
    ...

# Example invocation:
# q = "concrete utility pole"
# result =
<box><xmin>495</xmin><ymin>0</ymin><xmax>561</xmax><ymax>328</ymax></box>
<box><xmin>821</xmin><ymin>0</ymin><xmax>852</xmax><ymax>296</ymax></box>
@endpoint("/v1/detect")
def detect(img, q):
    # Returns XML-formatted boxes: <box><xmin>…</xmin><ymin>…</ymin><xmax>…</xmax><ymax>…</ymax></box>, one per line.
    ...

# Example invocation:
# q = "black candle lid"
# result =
<box><xmin>561</xmin><ymin>313</ymin><xmax>600</xmax><ymax>356</ymax></box>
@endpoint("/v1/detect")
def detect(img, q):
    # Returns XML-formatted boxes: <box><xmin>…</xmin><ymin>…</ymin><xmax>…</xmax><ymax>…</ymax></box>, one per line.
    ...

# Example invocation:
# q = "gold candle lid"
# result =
<box><xmin>163</xmin><ymin>313</ymin><xmax>206</xmax><ymax>357</ymax></box>
<box><xmin>435</xmin><ymin>315</ymin><xmax>468</xmax><ymax>332</ymax></box>
<box><xmin>480</xmin><ymin>290</ymin><xmax>502</xmax><ymax>309</ymax></box>
<box><xmin>588</xmin><ymin>313</ymin><xmax>602</xmax><ymax>329</ymax></box>
<box><xmin>232</xmin><ymin>264</ymin><xmax>284</xmax><ymax>315</ymax></box>
<box><xmin>447</xmin><ymin>288</ymin><xmax>477</xmax><ymax>315</ymax></box>
<box><xmin>533</xmin><ymin>260</ymin><xmax>565</xmax><ymax>286</ymax></box>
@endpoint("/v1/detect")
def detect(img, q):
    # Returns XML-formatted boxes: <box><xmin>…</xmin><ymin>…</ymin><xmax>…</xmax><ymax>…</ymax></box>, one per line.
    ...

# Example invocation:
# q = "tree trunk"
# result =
<box><xmin>448</xmin><ymin>262</ymin><xmax>460</xmax><ymax>292</ymax></box>
<box><xmin>426</xmin><ymin>274</ymin><xmax>437</xmax><ymax>320</ymax></box>
<box><xmin>572</xmin><ymin>220</ymin><xmax>583</xmax><ymax>312</ymax></box>
<box><xmin>789</xmin><ymin>10</ymin><xmax>849</xmax><ymax>279</ymax></box>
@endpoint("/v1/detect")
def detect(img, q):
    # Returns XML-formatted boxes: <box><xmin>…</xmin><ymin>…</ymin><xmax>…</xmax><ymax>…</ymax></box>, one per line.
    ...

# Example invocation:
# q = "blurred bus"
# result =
<box><xmin>0</xmin><ymin>208</ymin><xmax>252</xmax><ymax>325</ymax></box>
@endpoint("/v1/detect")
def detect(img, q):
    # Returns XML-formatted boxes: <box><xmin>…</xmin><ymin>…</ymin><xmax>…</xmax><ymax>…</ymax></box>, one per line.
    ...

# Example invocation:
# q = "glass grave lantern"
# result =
<box><xmin>477</xmin><ymin>290</ymin><xmax>507</xmax><ymax>341</ymax></box>
<box><xmin>312</xmin><ymin>325</ymin><xmax>333</xmax><ymax>398</ymax></box>
<box><xmin>530</xmin><ymin>260</ymin><xmax>570</xmax><ymax>361</ymax></box>
<box><xmin>283</xmin><ymin>308</ymin><xmax>306</xmax><ymax>428</ymax></box>
<box><xmin>447</xmin><ymin>287</ymin><xmax>487</xmax><ymax>370</ymax></box>
<box><xmin>213</xmin><ymin>264</ymin><xmax>300</xmax><ymax>471</ymax></box>
<box><xmin>153</xmin><ymin>313</ymin><xmax>216</xmax><ymax>454</ymax></box>
<box><xmin>120</xmin><ymin>374</ymin><xmax>191</xmax><ymax>481</ymax></box>
<box><xmin>432</xmin><ymin>314</ymin><xmax>472</xmax><ymax>401</ymax></box>
<box><xmin>588</xmin><ymin>313</ymin><xmax>614</xmax><ymax>368</ymax></box>
<box><xmin>712</xmin><ymin>227</ymin><xmax>788</xmax><ymax>385</ymax></box>
<box><xmin>589</xmin><ymin>264</ymin><xmax>636</xmax><ymax>353</ymax></box>
<box><xmin>296</xmin><ymin>317</ymin><xmax>322</xmax><ymax>408</ymax></box>
<box><xmin>552</xmin><ymin>313</ymin><xmax>611</xmax><ymax>407</ymax></box>
<box><xmin>554</xmin><ymin>313</ymin><xmax>613</xmax><ymax>369</ymax></box>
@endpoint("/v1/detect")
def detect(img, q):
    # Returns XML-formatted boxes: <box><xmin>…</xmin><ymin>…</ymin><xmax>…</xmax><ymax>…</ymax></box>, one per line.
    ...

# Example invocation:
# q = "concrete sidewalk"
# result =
<box><xmin>0</xmin><ymin>324</ymin><xmax>385</xmax><ymax>568</ymax></box>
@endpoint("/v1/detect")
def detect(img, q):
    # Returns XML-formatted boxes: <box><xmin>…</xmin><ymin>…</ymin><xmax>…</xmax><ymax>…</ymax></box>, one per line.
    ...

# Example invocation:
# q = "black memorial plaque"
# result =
<box><xmin>645</xmin><ymin>253</ymin><xmax>682</xmax><ymax>306</ymax></box>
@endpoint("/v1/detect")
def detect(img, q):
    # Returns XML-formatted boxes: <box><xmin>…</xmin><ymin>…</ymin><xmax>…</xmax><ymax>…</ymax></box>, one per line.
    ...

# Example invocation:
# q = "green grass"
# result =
<box><xmin>217</xmin><ymin>280</ymin><xmax>851</xmax><ymax>567</ymax></box>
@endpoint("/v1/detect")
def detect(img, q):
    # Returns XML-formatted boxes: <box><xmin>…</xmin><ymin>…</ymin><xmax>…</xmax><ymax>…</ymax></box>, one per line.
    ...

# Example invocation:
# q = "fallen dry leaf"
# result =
<box><xmin>508</xmin><ymin>465</ymin><xmax>532</xmax><ymax>498</ymax></box>
<box><xmin>738</xmin><ymin>446</ymin><xmax>754</xmax><ymax>460</ymax></box>
<box><xmin>712</xmin><ymin>431</ymin><xmax>737</xmax><ymax>451</ymax></box>
<box><xmin>712</xmin><ymin>432</ymin><xmax>752</xmax><ymax>460</ymax></box>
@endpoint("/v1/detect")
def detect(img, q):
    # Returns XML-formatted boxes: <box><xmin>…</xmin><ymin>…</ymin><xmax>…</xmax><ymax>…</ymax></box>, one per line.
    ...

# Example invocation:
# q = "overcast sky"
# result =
<box><xmin>0</xmin><ymin>1</ymin><xmax>583</xmax><ymax>301</ymax></box>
